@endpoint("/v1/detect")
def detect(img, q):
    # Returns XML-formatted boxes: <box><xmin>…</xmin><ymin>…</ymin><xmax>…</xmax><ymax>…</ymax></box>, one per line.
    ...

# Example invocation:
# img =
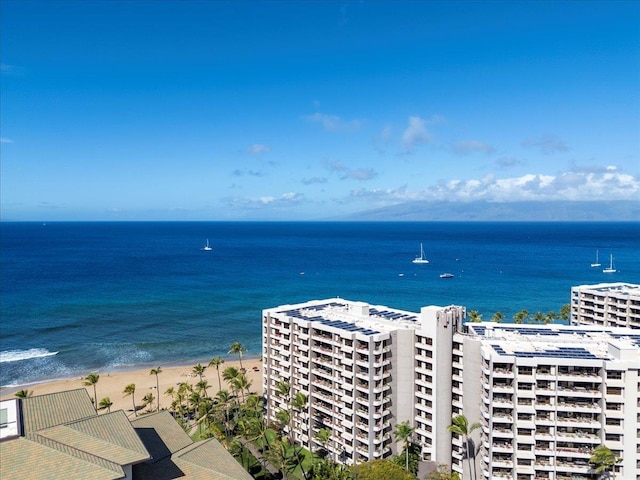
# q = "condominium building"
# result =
<box><xmin>466</xmin><ymin>322</ymin><xmax>639</xmax><ymax>480</ymax></box>
<box><xmin>262</xmin><ymin>298</ymin><xmax>640</xmax><ymax>479</ymax></box>
<box><xmin>571</xmin><ymin>282</ymin><xmax>640</xmax><ymax>329</ymax></box>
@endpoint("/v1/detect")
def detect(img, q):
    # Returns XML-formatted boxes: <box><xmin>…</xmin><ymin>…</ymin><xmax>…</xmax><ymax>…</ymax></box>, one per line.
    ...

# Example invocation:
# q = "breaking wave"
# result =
<box><xmin>0</xmin><ymin>348</ymin><xmax>59</xmax><ymax>363</ymax></box>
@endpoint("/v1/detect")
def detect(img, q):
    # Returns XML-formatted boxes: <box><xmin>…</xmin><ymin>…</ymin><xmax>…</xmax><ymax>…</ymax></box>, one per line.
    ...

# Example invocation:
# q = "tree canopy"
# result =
<box><xmin>350</xmin><ymin>459</ymin><xmax>417</xmax><ymax>480</ymax></box>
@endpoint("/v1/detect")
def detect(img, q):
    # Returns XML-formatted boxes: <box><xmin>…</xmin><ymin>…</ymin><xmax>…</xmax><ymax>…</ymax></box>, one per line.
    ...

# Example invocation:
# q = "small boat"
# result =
<box><xmin>412</xmin><ymin>243</ymin><xmax>429</xmax><ymax>264</ymax></box>
<box><xmin>602</xmin><ymin>254</ymin><xmax>616</xmax><ymax>273</ymax></box>
<box><xmin>440</xmin><ymin>273</ymin><xmax>454</xmax><ymax>279</ymax></box>
<box><xmin>590</xmin><ymin>249</ymin><xmax>601</xmax><ymax>267</ymax></box>
<box><xmin>202</xmin><ymin>239</ymin><xmax>212</xmax><ymax>251</ymax></box>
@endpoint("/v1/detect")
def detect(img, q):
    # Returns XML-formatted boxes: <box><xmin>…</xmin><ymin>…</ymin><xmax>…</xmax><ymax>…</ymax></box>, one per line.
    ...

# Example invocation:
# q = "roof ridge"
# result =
<box><xmin>26</xmin><ymin>387</ymin><xmax>88</xmax><ymax>400</ymax></box>
<box><xmin>29</xmin><ymin>432</ymin><xmax>125</xmax><ymax>476</ymax></box>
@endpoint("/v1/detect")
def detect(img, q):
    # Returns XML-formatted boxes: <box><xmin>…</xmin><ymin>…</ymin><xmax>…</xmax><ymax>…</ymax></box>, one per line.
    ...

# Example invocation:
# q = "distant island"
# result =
<box><xmin>334</xmin><ymin>200</ymin><xmax>639</xmax><ymax>222</ymax></box>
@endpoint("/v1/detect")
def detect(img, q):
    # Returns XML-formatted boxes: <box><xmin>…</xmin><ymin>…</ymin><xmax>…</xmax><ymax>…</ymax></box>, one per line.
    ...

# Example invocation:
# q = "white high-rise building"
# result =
<box><xmin>262</xmin><ymin>298</ymin><xmax>640</xmax><ymax>479</ymax></box>
<box><xmin>571</xmin><ymin>282</ymin><xmax>640</xmax><ymax>329</ymax></box>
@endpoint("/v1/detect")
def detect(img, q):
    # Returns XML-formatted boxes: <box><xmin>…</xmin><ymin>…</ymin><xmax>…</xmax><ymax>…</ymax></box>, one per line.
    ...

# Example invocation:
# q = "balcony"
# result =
<box><xmin>492</xmin><ymin>414</ymin><xmax>513</xmax><ymax>423</ymax></box>
<box><xmin>492</xmin><ymin>442</ymin><xmax>513</xmax><ymax>453</ymax></box>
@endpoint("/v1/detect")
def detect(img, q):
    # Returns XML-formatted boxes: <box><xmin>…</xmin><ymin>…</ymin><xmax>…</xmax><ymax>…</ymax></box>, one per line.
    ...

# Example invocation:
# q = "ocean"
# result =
<box><xmin>1</xmin><ymin>221</ymin><xmax>638</xmax><ymax>388</ymax></box>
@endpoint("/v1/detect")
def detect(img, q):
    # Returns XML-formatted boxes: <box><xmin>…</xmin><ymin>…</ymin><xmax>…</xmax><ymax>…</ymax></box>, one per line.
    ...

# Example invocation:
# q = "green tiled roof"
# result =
<box><xmin>174</xmin><ymin>439</ymin><xmax>254</xmax><ymax>480</ymax></box>
<box><xmin>3</xmin><ymin>389</ymin><xmax>252</xmax><ymax>480</ymax></box>
<box><xmin>0</xmin><ymin>437</ymin><xmax>125</xmax><ymax>480</ymax></box>
<box><xmin>131</xmin><ymin>411</ymin><xmax>192</xmax><ymax>462</ymax></box>
<box><xmin>21</xmin><ymin>388</ymin><xmax>96</xmax><ymax>433</ymax></box>
<box><xmin>132</xmin><ymin>413</ymin><xmax>253</xmax><ymax>480</ymax></box>
<box><xmin>36</xmin><ymin>410</ymin><xmax>150</xmax><ymax>466</ymax></box>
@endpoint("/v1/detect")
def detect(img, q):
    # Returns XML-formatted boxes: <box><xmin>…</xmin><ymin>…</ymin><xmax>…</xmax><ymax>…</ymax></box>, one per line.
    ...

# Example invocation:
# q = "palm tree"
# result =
<box><xmin>491</xmin><ymin>312</ymin><xmax>503</xmax><ymax>323</ymax></box>
<box><xmin>14</xmin><ymin>389</ymin><xmax>32</xmax><ymax>398</ymax></box>
<box><xmin>513</xmin><ymin>309</ymin><xmax>529</xmax><ymax>324</ymax></box>
<box><xmin>149</xmin><ymin>367</ymin><xmax>162</xmax><ymax>410</ymax></box>
<box><xmin>164</xmin><ymin>386</ymin><xmax>176</xmax><ymax>417</ymax></box>
<box><xmin>559</xmin><ymin>303</ymin><xmax>571</xmax><ymax>322</ymax></box>
<box><xmin>394</xmin><ymin>420</ymin><xmax>415</xmax><ymax>471</ymax></box>
<box><xmin>291</xmin><ymin>391</ymin><xmax>308</xmax><ymax>445</ymax></box>
<box><xmin>98</xmin><ymin>397</ymin><xmax>113</xmax><ymax>413</ymax></box>
<box><xmin>123</xmin><ymin>383</ymin><xmax>137</xmax><ymax>417</ymax></box>
<box><xmin>229</xmin><ymin>341</ymin><xmax>247</xmax><ymax>370</ymax></box>
<box><xmin>314</xmin><ymin>427</ymin><xmax>332</xmax><ymax>460</ymax></box>
<box><xmin>532</xmin><ymin>311</ymin><xmax>546</xmax><ymax>324</ymax></box>
<box><xmin>196</xmin><ymin>379</ymin><xmax>210</xmax><ymax>398</ymax></box>
<box><xmin>468</xmin><ymin>310</ymin><xmax>482</xmax><ymax>323</ymax></box>
<box><xmin>83</xmin><ymin>372</ymin><xmax>100</xmax><ymax>411</ymax></box>
<box><xmin>192</xmin><ymin>363</ymin><xmax>206</xmax><ymax>381</ymax></box>
<box><xmin>142</xmin><ymin>392</ymin><xmax>155</xmax><ymax>412</ymax></box>
<box><xmin>231</xmin><ymin>372</ymin><xmax>252</xmax><ymax>403</ymax></box>
<box><xmin>590</xmin><ymin>445</ymin><xmax>620</xmax><ymax>479</ymax></box>
<box><xmin>215</xmin><ymin>389</ymin><xmax>232</xmax><ymax>436</ymax></box>
<box><xmin>544</xmin><ymin>311</ymin><xmax>557</xmax><ymax>324</ymax></box>
<box><xmin>275</xmin><ymin>380</ymin><xmax>292</xmax><ymax>441</ymax></box>
<box><xmin>447</xmin><ymin>414</ymin><xmax>481</xmax><ymax>480</ymax></box>
<box><xmin>208</xmin><ymin>356</ymin><xmax>224</xmax><ymax>391</ymax></box>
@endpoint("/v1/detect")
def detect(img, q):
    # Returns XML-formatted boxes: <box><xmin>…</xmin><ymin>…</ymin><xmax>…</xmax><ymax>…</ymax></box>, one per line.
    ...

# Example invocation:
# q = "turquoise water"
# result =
<box><xmin>1</xmin><ymin>221</ymin><xmax>638</xmax><ymax>386</ymax></box>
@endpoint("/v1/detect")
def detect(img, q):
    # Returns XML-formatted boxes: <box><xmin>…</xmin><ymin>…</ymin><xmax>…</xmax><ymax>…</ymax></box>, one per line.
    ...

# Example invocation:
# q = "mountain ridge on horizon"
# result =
<box><xmin>331</xmin><ymin>200</ymin><xmax>639</xmax><ymax>222</ymax></box>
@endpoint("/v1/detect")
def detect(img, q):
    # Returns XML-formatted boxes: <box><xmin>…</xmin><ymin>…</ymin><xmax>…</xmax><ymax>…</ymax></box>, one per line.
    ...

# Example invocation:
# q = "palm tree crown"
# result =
<box><xmin>150</xmin><ymin>367</ymin><xmax>162</xmax><ymax>411</ymax></box>
<box><xmin>123</xmin><ymin>383</ymin><xmax>137</xmax><ymax>417</ymax></box>
<box><xmin>14</xmin><ymin>389</ymin><xmax>32</xmax><ymax>398</ymax></box>
<box><xmin>394</xmin><ymin>420</ymin><xmax>415</xmax><ymax>471</ymax></box>
<box><xmin>448</xmin><ymin>414</ymin><xmax>481</xmax><ymax>480</ymax></box>
<box><xmin>590</xmin><ymin>445</ymin><xmax>620</xmax><ymax>478</ymax></box>
<box><xmin>228</xmin><ymin>341</ymin><xmax>246</xmax><ymax>369</ymax></box>
<box><xmin>98</xmin><ymin>397</ymin><xmax>113</xmax><ymax>413</ymax></box>
<box><xmin>83</xmin><ymin>373</ymin><xmax>100</xmax><ymax>412</ymax></box>
<box><xmin>208</xmin><ymin>356</ymin><xmax>224</xmax><ymax>391</ymax></box>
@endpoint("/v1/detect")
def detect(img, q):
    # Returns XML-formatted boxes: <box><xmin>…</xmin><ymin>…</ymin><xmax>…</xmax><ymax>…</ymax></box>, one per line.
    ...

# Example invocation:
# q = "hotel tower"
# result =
<box><xmin>262</xmin><ymin>297</ymin><xmax>640</xmax><ymax>479</ymax></box>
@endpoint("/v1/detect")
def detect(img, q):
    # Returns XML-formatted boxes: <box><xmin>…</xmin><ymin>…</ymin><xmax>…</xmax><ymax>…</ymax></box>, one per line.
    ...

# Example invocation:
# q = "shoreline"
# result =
<box><xmin>0</xmin><ymin>353</ymin><xmax>262</xmax><ymax>392</ymax></box>
<box><xmin>0</xmin><ymin>356</ymin><xmax>263</xmax><ymax>416</ymax></box>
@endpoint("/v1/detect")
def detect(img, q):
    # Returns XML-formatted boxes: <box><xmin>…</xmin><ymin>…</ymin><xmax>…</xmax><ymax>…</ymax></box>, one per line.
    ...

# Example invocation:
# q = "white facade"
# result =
<box><xmin>262</xmin><ymin>299</ymin><xmax>444</xmax><ymax>465</ymax></box>
<box><xmin>0</xmin><ymin>399</ymin><xmax>21</xmax><ymax>440</ymax></box>
<box><xmin>467</xmin><ymin>322</ymin><xmax>640</xmax><ymax>480</ymax></box>
<box><xmin>571</xmin><ymin>282</ymin><xmax>640</xmax><ymax>329</ymax></box>
<box><xmin>263</xmin><ymin>298</ymin><xmax>640</xmax><ymax>479</ymax></box>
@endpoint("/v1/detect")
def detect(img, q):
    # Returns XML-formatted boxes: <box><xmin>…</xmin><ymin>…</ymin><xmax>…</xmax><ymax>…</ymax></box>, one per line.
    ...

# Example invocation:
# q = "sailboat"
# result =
<box><xmin>602</xmin><ymin>254</ymin><xmax>616</xmax><ymax>273</ymax></box>
<box><xmin>412</xmin><ymin>243</ymin><xmax>429</xmax><ymax>264</ymax></box>
<box><xmin>590</xmin><ymin>249</ymin><xmax>601</xmax><ymax>267</ymax></box>
<box><xmin>202</xmin><ymin>239</ymin><xmax>212</xmax><ymax>251</ymax></box>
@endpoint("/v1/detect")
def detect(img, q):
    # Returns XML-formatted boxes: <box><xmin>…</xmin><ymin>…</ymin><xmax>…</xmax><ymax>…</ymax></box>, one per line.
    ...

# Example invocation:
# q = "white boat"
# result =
<box><xmin>202</xmin><ymin>239</ymin><xmax>212</xmax><ymax>251</ymax></box>
<box><xmin>590</xmin><ymin>249</ymin><xmax>601</xmax><ymax>267</ymax></box>
<box><xmin>440</xmin><ymin>273</ymin><xmax>454</xmax><ymax>279</ymax></box>
<box><xmin>412</xmin><ymin>243</ymin><xmax>429</xmax><ymax>264</ymax></box>
<box><xmin>602</xmin><ymin>254</ymin><xmax>616</xmax><ymax>273</ymax></box>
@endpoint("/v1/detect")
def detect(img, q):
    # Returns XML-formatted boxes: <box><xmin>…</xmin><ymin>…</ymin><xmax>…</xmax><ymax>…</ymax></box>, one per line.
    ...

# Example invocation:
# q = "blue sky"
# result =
<box><xmin>1</xmin><ymin>1</ymin><xmax>638</xmax><ymax>220</ymax></box>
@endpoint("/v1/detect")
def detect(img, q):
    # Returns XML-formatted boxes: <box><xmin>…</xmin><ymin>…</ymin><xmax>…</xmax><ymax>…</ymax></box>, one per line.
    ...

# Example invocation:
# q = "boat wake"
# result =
<box><xmin>0</xmin><ymin>348</ymin><xmax>59</xmax><ymax>363</ymax></box>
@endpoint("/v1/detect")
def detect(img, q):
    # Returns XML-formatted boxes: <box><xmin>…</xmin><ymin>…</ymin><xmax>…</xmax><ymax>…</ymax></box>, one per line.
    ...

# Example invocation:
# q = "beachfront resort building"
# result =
<box><xmin>571</xmin><ymin>282</ymin><xmax>640</xmax><ymax>329</ymax></box>
<box><xmin>0</xmin><ymin>389</ymin><xmax>252</xmax><ymax>480</ymax></box>
<box><xmin>262</xmin><ymin>298</ymin><xmax>640</xmax><ymax>479</ymax></box>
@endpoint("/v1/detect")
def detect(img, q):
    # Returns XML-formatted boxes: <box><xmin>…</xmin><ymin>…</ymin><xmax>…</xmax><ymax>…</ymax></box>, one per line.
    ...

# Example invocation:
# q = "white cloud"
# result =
<box><xmin>322</xmin><ymin>159</ymin><xmax>378</xmax><ymax>181</ymax></box>
<box><xmin>302</xmin><ymin>112</ymin><xmax>363</xmax><ymax>131</ymax></box>
<box><xmin>232</xmin><ymin>169</ymin><xmax>265</xmax><ymax>177</ymax></box>
<box><xmin>224</xmin><ymin>192</ymin><xmax>306</xmax><ymax>210</ymax></box>
<box><xmin>246</xmin><ymin>143</ymin><xmax>271</xmax><ymax>155</ymax></box>
<box><xmin>302</xmin><ymin>176</ymin><xmax>328</xmax><ymax>185</ymax></box>
<box><xmin>401</xmin><ymin>116</ymin><xmax>431</xmax><ymax>152</ymax></box>
<box><xmin>522</xmin><ymin>134</ymin><xmax>569</xmax><ymax>154</ymax></box>
<box><xmin>344</xmin><ymin>169</ymin><xmax>639</xmax><ymax>204</ymax></box>
<box><xmin>495</xmin><ymin>156</ymin><xmax>525</xmax><ymax>168</ymax></box>
<box><xmin>341</xmin><ymin>168</ymin><xmax>378</xmax><ymax>181</ymax></box>
<box><xmin>452</xmin><ymin>140</ymin><xmax>495</xmax><ymax>155</ymax></box>
<box><xmin>322</xmin><ymin>159</ymin><xmax>348</xmax><ymax>172</ymax></box>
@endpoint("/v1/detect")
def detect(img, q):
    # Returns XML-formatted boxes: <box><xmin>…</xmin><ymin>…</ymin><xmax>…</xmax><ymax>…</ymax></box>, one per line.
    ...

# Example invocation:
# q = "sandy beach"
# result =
<box><xmin>0</xmin><ymin>357</ymin><xmax>263</xmax><ymax>416</ymax></box>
